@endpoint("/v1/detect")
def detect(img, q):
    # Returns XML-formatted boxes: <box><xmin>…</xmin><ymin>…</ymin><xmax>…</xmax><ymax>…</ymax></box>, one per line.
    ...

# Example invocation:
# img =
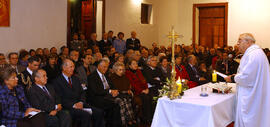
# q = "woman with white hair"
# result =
<box><xmin>109</xmin><ymin>62</ymin><xmax>136</xmax><ymax>126</ymax></box>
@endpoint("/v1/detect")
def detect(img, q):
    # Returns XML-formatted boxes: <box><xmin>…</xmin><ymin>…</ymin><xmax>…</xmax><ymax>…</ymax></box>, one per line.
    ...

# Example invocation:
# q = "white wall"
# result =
<box><xmin>0</xmin><ymin>0</ymin><xmax>67</xmax><ymax>54</ymax></box>
<box><xmin>105</xmin><ymin>0</ymin><xmax>158</xmax><ymax>48</ymax></box>
<box><xmin>228</xmin><ymin>0</ymin><xmax>270</xmax><ymax>47</ymax></box>
<box><xmin>1</xmin><ymin>0</ymin><xmax>269</xmax><ymax>55</ymax></box>
<box><xmin>157</xmin><ymin>0</ymin><xmax>270</xmax><ymax>48</ymax></box>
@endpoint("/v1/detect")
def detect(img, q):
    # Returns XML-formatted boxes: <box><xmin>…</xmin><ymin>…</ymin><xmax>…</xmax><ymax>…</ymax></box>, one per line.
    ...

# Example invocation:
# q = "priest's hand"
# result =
<box><xmin>224</xmin><ymin>75</ymin><xmax>232</xmax><ymax>82</ymax></box>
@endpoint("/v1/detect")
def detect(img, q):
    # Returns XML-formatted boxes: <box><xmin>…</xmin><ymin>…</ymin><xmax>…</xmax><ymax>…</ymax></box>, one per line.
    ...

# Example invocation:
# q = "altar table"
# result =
<box><xmin>151</xmin><ymin>83</ymin><xmax>236</xmax><ymax>127</ymax></box>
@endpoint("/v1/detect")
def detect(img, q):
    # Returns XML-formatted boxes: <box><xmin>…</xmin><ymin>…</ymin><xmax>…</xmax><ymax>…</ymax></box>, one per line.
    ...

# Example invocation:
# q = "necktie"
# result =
<box><xmin>192</xmin><ymin>66</ymin><xmax>199</xmax><ymax>77</ymax></box>
<box><xmin>102</xmin><ymin>75</ymin><xmax>110</xmax><ymax>89</ymax></box>
<box><xmin>68</xmin><ymin>77</ymin><xmax>72</xmax><ymax>88</ymax></box>
<box><xmin>42</xmin><ymin>86</ymin><xmax>52</xmax><ymax>98</ymax></box>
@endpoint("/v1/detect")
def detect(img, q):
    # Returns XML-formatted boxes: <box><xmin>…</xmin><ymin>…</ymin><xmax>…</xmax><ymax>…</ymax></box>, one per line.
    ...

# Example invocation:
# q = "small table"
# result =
<box><xmin>151</xmin><ymin>83</ymin><xmax>236</xmax><ymax>127</ymax></box>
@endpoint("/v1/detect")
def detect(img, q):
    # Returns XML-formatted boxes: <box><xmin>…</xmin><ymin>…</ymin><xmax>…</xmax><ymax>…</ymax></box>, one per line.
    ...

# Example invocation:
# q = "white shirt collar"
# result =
<box><xmin>148</xmin><ymin>66</ymin><xmax>155</xmax><ymax>70</ymax></box>
<box><xmin>62</xmin><ymin>73</ymin><xmax>70</xmax><ymax>83</ymax></box>
<box><xmin>27</xmin><ymin>67</ymin><xmax>33</xmax><ymax>75</ymax></box>
<box><xmin>36</xmin><ymin>83</ymin><xmax>45</xmax><ymax>89</ymax></box>
<box><xmin>96</xmin><ymin>69</ymin><xmax>104</xmax><ymax>79</ymax></box>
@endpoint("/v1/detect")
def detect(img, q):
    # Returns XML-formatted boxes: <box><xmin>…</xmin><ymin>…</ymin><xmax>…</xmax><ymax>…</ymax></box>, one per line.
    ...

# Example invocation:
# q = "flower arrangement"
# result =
<box><xmin>153</xmin><ymin>78</ymin><xmax>189</xmax><ymax>101</ymax></box>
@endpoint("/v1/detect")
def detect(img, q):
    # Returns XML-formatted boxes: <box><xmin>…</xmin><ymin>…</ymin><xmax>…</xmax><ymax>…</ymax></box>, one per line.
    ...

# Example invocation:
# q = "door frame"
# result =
<box><xmin>192</xmin><ymin>3</ymin><xmax>228</xmax><ymax>46</ymax></box>
<box><xmin>67</xmin><ymin>0</ymin><xmax>106</xmax><ymax>46</ymax></box>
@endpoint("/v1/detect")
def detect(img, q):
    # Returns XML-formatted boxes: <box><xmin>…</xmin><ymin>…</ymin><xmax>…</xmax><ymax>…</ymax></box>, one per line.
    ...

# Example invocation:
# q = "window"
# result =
<box><xmin>141</xmin><ymin>3</ymin><xmax>153</xmax><ymax>24</ymax></box>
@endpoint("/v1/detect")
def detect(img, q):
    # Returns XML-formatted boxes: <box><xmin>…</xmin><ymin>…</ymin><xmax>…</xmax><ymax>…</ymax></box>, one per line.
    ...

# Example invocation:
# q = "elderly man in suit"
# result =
<box><xmin>126</xmin><ymin>31</ymin><xmax>141</xmax><ymax>51</ymax></box>
<box><xmin>185</xmin><ymin>55</ymin><xmax>208</xmax><ymax>85</ymax></box>
<box><xmin>142</xmin><ymin>55</ymin><xmax>165</xmax><ymax>97</ymax></box>
<box><xmin>53</xmin><ymin>58</ymin><xmax>104</xmax><ymax>127</ymax></box>
<box><xmin>7</xmin><ymin>52</ymin><xmax>26</xmax><ymax>74</ymax></box>
<box><xmin>87</xmin><ymin>58</ymin><xmax>122</xmax><ymax>127</ymax></box>
<box><xmin>27</xmin><ymin>69</ymin><xmax>72</xmax><ymax>127</ymax></box>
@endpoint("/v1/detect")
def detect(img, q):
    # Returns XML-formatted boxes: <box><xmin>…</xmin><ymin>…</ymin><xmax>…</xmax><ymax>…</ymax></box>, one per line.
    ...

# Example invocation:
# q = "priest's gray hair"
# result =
<box><xmin>240</xmin><ymin>33</ymin><xmax>256</xmax><ymax>43</ymax></box>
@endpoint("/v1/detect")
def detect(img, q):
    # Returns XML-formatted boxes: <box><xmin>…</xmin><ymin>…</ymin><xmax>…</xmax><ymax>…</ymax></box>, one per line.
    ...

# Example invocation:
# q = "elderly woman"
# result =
<box><xmin>0</xmin><ymin>67</ymin><xmax>45</xmax><ymax>127</ymax></box>
<box><xmin>109</xmin><ymin>62</ymin><xmax>136</xmax><ymax>126</ymax></box>
<box><xmin>158</xmin><ymin>56</ymin><xmax>171</xmax><ymax>80</ymax></box>
<box><xmin>125</xmin><ymin>59</ymin><xmax>153</xmax><ymax>125</ymax></box>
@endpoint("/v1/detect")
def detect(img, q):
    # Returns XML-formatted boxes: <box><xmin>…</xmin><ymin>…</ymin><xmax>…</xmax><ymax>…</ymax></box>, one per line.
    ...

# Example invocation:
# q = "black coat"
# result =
<box><xmin>87</xmin><ymin>70</ymin><xmax>115</xmax><ymax>108</ymax></box>
<box><xmin>185</xmin><ymin>64</ymin><xmax>208</xmax><ymax>85</ymax></box>
<box><xmin>52</xmin><ymin>74</ymin><xmax>89</xmax><ymax>110</ymax></box>
<box><xmin>141</xmin><ymin>66</ymin><xmax>165</xmax><ymax>88</ymax></box>
<box><xmin>126</xmin><ymin>38</ymin><xmax>141</xmax><ymax>50</ymax></box>
<box><xmin>17</xmin><ymin>69</ymin><xmax>33</xmax><ymax>91</ymax></box>
<box><xmin>185</xmin><ymin>64</ymin><xmax>200</xmax><ymax>83</ymax></box>
<box><xmin>99</xmin><ymin>40</ymin><xmax>112</xmax><ymax>55</ymax></box>
<box><xmin>27</xmin><ymin>84</ymin><xmax>61</xmax><ymax>113</ymax></box>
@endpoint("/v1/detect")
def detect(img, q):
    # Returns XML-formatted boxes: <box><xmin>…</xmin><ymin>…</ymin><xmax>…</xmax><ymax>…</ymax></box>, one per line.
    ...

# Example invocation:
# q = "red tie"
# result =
<box><xmin>68</xmin><ymin>77</ymin><xmax>72</xmax><ymax>88</ymax></box>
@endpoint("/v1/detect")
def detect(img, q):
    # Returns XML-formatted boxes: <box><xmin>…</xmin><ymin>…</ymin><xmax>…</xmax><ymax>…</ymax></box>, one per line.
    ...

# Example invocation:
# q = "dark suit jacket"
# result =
<box><xmin>88</xmin><ymin>40</ymin><xmax>99</xmax><ymax>49</ymax></box>
<box><xmin>99</xmin><ymin>40</ymin><xmax>112</xmax><ymax>55</ymax></box>
<box><xmin>126</xmin><ymin>38</ymin><xmax>141</xmax><ymax>50</ymax></box>
<box><xmin>185</xmin><ymin>64</ymin><xmax>202</xmax><ymax>84</ymax></box>
<box><xmin>138</xmin><ymin>57</ymin><xmax>147</xmax><ymax>69</ymax></box>
<box><xmin>27</xmin><ymin>84</ymin><xmax>61</xmax><ymax>113</ymax></box>
<box><xmin>87</xmin><ymin>70</ymin><xmax>115</xmax><ymax>108</ymax></box>
<box><xmin>141</xmin><ymin>66</ymin><xmax>165</xmax><ymax>89</ymax></box>
<box><xmin>52</xmin><ymin>74</ymin><xmax>89</xmax><ymax>110</ymax></box>
<box><xmin>18</xmin><ymin>69</ymin><xmax>33</xmax><ymax>91</ymax></box>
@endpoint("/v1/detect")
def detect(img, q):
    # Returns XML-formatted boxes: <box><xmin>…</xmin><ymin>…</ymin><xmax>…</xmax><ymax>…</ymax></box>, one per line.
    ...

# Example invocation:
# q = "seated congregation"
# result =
<box><xmin>0</xmin><ymin>30</ymin><xmax>270</xmax><ymax>127</ymax></box>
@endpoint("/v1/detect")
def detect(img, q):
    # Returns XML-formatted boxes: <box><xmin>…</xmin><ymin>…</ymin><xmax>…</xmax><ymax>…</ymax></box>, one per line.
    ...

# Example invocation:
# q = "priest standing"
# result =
<box><xmin>225</xmin><ymin>33</ymin><xmax>270</xmax><ymax>127</ymax></box>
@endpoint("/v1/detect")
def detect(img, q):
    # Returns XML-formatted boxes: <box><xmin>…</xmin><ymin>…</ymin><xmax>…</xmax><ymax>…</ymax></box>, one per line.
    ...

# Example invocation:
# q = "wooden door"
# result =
<box><xmin>199</xmin><ymin>6</ymin><xmax>225</xmax><ymax>48</ymax></box>
<box><xmin>81</xmin><ymin>0</ymin><xmax>96</xmax><ymax>39</ymax></box>
<box><xmin>193</xmin><ymin>3</ymin><xmax>228</xmax><ymax>48</ymax></box>
<box><xmin>67</xmin><ymin>0</ymin><xmax>97</xmax><ymax>46</ymax></box>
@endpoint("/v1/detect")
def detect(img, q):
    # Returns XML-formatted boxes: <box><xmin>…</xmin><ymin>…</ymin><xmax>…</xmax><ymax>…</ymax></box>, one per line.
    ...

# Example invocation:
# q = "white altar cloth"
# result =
<box><xmin>151</xmin><ymin>83</ymin><xmax>236</xmax><ymax>127</ymax></box>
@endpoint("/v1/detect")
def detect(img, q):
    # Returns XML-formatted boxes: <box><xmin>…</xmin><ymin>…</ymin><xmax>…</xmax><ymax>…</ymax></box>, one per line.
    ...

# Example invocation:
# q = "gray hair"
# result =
<box><xmin>112</xmin><ymin>62</ymin><xmax>125</xmax><ymax>72</ymax></box>
<box><xmin>32</xmin><ymin>69</ymin><xmax>45</xmax><ymax>82</ymax></box>
<box><xmin>97</xmin><ymin>58</ymin><xmax>110</xmax><ymax>66</ymax></box>
<box><xmin>186</xmin><ymin>55</ymin><xmax>195</xmax><ymax>63</ymax></box>
<box><xmin>1</xmin><ymin>67</ymin><xmax>16</xmax><ymax>84</ymax></box>
<box><xmin>240</xmin><ymin>33</ymin><xmax>256</xmax><ymax>43</ymax></box>
<box><xmin>147</xmin><ymin>55</ymin><xmax>157</xmax><ymax>63</ymax></box>
<box><xmin>61</xmin><ymin>58</ymin><xmax>73</xmax><ymax>69</ymax></box>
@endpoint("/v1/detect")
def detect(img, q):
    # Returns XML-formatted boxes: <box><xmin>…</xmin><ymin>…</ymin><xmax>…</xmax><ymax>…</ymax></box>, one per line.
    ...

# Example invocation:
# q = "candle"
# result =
<box><xmin>176</xmin><ymin>77</ymin><xmax>182</xmax><ymax>94</ymax></box>
<box><xmin>212</xmin><ymin>70</ymin><xmax>217</xmax><ymax>82</ymax></box>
